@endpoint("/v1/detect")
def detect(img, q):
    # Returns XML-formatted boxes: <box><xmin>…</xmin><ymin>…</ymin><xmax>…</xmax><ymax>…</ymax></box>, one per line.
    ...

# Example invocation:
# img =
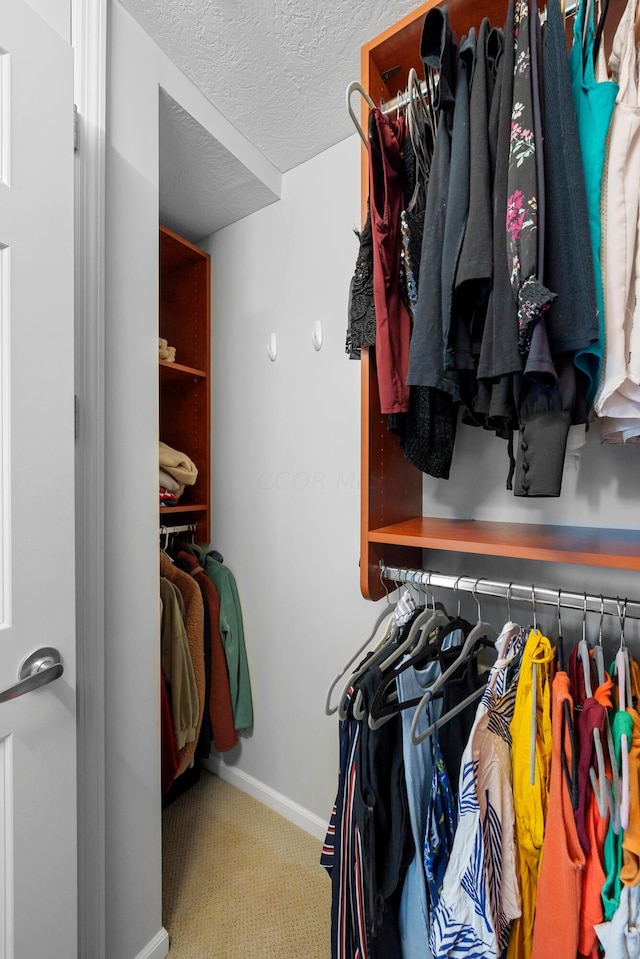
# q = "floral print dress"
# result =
<box><xmin>506</xmin><ymin>0</ymin><xmax>555</xmax><ymax>361</ymax></box>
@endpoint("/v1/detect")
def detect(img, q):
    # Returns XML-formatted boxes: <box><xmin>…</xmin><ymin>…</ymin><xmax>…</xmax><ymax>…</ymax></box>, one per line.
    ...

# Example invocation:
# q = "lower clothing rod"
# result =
<box><xmin>159</xmin><ymin>523</ymin><xmax>197</xmax><ymax>550</ymax></box>
<box><xmin>159</xmin><ymin>523</ymin><xmax>197</xmax><ymax>535</ymax></box>
<box><xmin>380</xmin><ymin>564</ymin><xmax>640</xmax><ymax>622</ymax></box>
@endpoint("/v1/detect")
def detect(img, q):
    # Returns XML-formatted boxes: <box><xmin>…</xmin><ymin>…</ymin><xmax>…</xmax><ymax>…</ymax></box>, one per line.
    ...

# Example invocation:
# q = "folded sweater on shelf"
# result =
<box><xmin>159</xmin><ymin>467</ymin><xmax>181</xmax><ymax>493</ymax></box>
<box><xmin>159</xmin><ymin>441</ymin><xmax>198</xmax><ymax>486</ymax></box>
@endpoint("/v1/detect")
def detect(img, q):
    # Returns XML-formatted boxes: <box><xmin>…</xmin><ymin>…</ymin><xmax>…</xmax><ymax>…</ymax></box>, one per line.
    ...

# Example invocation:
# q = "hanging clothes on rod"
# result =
<box><xmin>159</xmin><ymin>522</ymin><xmax>197</xmax><ymax>552</ymax></box>
<box><xmin>159</xmin><ymin>541</ymin><xmax>254</xmax><ymax>805</ymax></box>
<box><xmin>323</xmin><ymin>561</ymin><xmax>640</xmax><ymax>959</ymax></box>
<box><xmin>344</xmin><ymin>0</ymin><xmax>631</xmax><ymax>496</ymax></box>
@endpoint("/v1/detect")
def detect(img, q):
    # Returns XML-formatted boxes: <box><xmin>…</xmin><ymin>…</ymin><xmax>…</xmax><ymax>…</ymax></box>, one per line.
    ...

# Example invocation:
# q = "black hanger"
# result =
<box><xmin>593</xmin><ymin>0</ymin><xmax>609</xmax><ymax>64</ymax></box>
<box><xmin>410</xmin><ymin>581</ymin><xmax>498</xmax><ymax>745</ymax></box>
<box><xmin>560</xmin><ymin>694</ymin><xmax>580</xmax><ymax>810</ymax></box>
<box><xmin>367</xmin><ymin>616</ymin><xmax>472</xmax><ymax>728</ymax></box>
<box><xmin>555</xmin><ymin>589</ymin><xmax>566</xmax><ymax>672</ymax></box>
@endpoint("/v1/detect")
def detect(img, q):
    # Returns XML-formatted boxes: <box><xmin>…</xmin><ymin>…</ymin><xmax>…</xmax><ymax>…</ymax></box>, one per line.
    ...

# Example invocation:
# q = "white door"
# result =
<box><xmin>0</xmin><ymin>1</ymin><xmax>76</xmax><ymax>957</ymax></box>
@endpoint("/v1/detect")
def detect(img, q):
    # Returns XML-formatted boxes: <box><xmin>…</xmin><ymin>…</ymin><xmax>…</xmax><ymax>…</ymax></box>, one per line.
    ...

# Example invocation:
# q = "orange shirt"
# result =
<box><xmin>531</xmin><ymin>671</ymin><xmax>586</xmax><ymax>959</ymax></box>
<box><xmin>578</xmin><ymin>789</ymin><xmax>608</xmax><ymax>958</ymax></box>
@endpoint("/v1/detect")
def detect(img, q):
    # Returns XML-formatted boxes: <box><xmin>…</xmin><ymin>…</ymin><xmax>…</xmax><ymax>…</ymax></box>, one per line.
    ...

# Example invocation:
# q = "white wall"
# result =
<box><xmin>105</xmin><ymin>7</ymin><xmax>161</xmax><ymax>956</ymax></box>
<box><xmin>205</xmin><ymin>129</ymin><xmax>640</xmax><ymax>829</ymax></box>
<box><xmin>204</xmin><ymin>134</ymin><xmax>381</xmax><ymax>824</ymax></box>
<box><xmin>104</xmin><ymin>3</ymin><xmax>280</xmax><ymax>958</ymax></box>
<box><xmin>25</xmin><ymin>0</ymin><xmax>70</xmax><ymax>41</ymax></box>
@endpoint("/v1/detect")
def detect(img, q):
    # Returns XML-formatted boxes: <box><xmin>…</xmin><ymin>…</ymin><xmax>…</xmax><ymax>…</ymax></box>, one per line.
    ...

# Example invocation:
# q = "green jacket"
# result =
<box><xmin>199</xmin><ymin>552</ymin><xmax>253</xmax><ymax>732</ymax></box>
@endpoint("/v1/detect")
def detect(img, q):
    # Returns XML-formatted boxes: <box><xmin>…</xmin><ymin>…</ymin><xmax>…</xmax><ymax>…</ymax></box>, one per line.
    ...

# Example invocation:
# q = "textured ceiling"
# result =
<box><xmin>158</xmin><ymin>89</ymin><xmax>279</xmax><ymax>242</ymax></box>
<box><xmin>120</xmin><ymin>0</ymin><xmax>420</xmax><ymax>173</ymax></box>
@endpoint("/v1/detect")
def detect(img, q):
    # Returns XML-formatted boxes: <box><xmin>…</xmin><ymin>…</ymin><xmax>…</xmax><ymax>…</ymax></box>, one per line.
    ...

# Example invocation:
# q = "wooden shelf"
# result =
<box><xmin>159</xmin><ymin>225</ymin><xmax>210</xmax><ymax>543</ymax></box>
<box><xmin>369</xmin><ymin>517</ymin><xmax>640</xmax><ymax>570</ymax></box>
<box><xmin>160</xmin><ymin>504</ymin><xmax>207</xmax><ymax>515</ymax></box>
<box><xmin>159</xmin><ymin>360</ymin><xmax>207</xmax><ymax>379</ymax></box>
<box><xmin>159</xmin><ymin>224</ymin><xmax>208</xmax><ymax>272</ymax></box>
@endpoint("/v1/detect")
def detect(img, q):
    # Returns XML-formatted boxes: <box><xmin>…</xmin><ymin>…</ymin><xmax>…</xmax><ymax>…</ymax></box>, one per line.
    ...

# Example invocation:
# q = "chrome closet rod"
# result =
<box><xmin>159</xmin><ymin>522</ymin><xmax>197</xmax><ymax>549</ymax></box>
<box><xmin>380</xmin><ymin>564</ymin><xmax>640</xmax><ymax>621</ymax></box>
<box><xmin>381</xmin><ymin>80</ymin><xmax>429</xmax><ymax>116</ymax></box>
<box><xmin>159</xmin><ymin>522</ymin><xmax>197</xmax><ymax>536</ymax></box>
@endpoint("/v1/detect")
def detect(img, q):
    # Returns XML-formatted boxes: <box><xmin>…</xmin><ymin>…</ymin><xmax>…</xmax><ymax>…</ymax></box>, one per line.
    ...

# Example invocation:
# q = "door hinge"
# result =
<box><xmin>74</xmin><ymin>394</ymin><xmax>79</xmax><ymax>440</ymax></box>
<box><xmin>74</xmin><ymin>105</ymin><xmax>79</xmax><ymax>153</ymax></box>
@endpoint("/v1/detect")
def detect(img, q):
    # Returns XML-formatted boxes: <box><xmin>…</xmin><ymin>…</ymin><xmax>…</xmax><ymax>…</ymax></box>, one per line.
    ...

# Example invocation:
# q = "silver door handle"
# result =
<box><xmin>0</xmin><ymin>647</ymin><xmax>64</xmax><ymax>705</ymax></box>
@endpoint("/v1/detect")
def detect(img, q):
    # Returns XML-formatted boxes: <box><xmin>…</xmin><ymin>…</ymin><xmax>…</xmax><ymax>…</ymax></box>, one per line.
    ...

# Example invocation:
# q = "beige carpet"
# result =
<box><xmin>162</xmin><ymin>770</ymin><xmax>332</xmax><ymax>958</ymax></box>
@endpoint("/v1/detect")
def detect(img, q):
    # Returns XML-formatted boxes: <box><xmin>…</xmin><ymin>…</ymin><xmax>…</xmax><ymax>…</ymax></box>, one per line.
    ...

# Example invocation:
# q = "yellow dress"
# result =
<box><xmin>506</xmin><ymin>628</ymin><xmax>555</xmax><ymax>959</ymax></box>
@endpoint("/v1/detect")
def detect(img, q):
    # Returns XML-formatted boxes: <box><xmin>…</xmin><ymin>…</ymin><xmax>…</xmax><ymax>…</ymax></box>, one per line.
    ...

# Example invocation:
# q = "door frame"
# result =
<box><xmin>72</xmin><ymin>0</ymin><xmax>108</xmax><ymax>956</ymax></box>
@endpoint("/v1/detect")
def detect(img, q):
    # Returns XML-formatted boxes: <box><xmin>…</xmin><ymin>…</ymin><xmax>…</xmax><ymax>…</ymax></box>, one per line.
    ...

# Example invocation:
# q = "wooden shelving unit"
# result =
<box><xmin>159</xmin><ymin>225</ymin><xmax>210</xmax><ymax>543</ymax></box>
<box><xmin>359</xmin><ymin>0</ymin><xmax>636</xmax><ymax>599</ymax></box>
<box><xmin>159</xmin><ymin>359</ymin><xmax>207</xmax><ymax>379</ymax></box>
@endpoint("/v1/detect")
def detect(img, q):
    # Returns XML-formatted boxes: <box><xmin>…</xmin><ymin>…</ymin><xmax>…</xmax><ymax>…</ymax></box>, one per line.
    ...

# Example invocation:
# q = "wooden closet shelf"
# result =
<box><xmin>368</xmin><ymin>517</ymin><xmax>640</xmax><ymax>570</ymax></box>
<box><xmin>159</xmin><ymin>360</ymin><xmax>207</xmax><ymax>379</ymax></box>
<box><xmin>159</xmin><ymin>224</ymin><xmax>209</xmax><ymax>269</ymax></box>
<box><xmin>159</xmin><ymin>226</ymin><xmax>210</xmax><ymax>542</ymax></box>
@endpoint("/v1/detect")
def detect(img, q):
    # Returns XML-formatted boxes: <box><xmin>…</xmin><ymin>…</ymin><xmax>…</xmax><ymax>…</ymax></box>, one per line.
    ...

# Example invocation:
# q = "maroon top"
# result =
<box><xmin>568</xmin><ymin>643</ymin><xmax>607</xmax><ymax>854</ymax></box>
<box><xmin>369</xmin><ymin>109</ymin><xmax>412</xmax><ymax>415</ymax></box>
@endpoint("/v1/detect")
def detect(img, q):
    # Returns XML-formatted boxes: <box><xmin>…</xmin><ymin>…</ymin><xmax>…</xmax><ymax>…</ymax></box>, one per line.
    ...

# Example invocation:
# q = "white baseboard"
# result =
<box><xmin>203</xmin><ymin>757</ymin><xmax>328</xmax><ymax>842</ymax></box>
<box><xmin>133</xmin><ymin>927</ymin><xmax>169</xmax><ymax>959</ymax></box>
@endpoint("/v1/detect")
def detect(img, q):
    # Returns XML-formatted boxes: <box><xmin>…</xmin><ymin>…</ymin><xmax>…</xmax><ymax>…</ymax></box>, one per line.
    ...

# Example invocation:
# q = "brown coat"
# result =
<box><xmin>160</xmin><ymin>551</ymin><xmax>205</xmax><ymax>776</ymax></box>
<box><xmin>177</xmin><ymin>551</ymin><xmax>238</xmax><ymax>753</ymax></box>
<box><xmin>159</xmin><ymin>577</ymin><xmax>199</xmax><ymax>749</ymax></box>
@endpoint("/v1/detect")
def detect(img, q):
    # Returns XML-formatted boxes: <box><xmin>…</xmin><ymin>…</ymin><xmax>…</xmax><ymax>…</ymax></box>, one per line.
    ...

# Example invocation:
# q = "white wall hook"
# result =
<box><xmin>311</xmin><ymin>320</ymin><xmax>323</xmax><ymax>351</ymax></box>
<box><xmin>267</xmin><ymin>332</ymin><xmax>278</xmax><ymax>362</ymax></box>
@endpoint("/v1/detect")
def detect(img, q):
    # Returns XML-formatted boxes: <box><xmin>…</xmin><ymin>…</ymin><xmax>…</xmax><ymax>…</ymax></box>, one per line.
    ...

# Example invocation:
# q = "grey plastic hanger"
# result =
<box><xmin>410</xmin><ymin>579</ymin><xmax>497</xmax><ymax>745</ymax></box>
<box><xmin>380</xmin><ymin>564</ymin><xmax>392</xmax><ymax>605</ymax></box>
<box><xmin>335</xmin><ymin>591</ymin><xmax>405</xmax><ymax>720</ymax></box>
<box><xmin>592</xmin><ymin>594</ymin><xmax>605</xmax><ymax>685</ymax></box>
<box><xmin>422</xmin><ymin>626</ymin><xmax>522</xmax><ymax>740</ymax></box>
<box><xmin>575</xmin><ymin>592</ymin><xmax>613</xmax><ymax>820</ymax></box>
<box><xmin>419</xmin><ymin>685</ymin><xmax>486</xmax><ymax>740</ymax></box>
<box><xmin>377</xmin><ymin>573</ymin><xmax>448</xmax><ymax>674</ymax></box>
<box><xmin>578</xmin><ymin>593</ymin><xmax>593</xmax><ymax>699</ymax></box>
<box><xmin>424</xmin><ymin>64</ymin><xmax>439</xmax><ymax>138</ymax></box>
<box><xmin>346</xmin><ymin>81</ymin><xmax>376</xmax><ymax>146</ymax></box>
<box><xmin>620</xmin><ymin>598</ymin><xmax>633</xmax><ymax>707</ymax></box>
<box><xmin>348</xmin><ymin>579</ymin><xmax>423</xmax><ymax>722</ymax></box>
<box><xmin>554</xmin><ymin>591</ymin><xmax>580</xmax><ymax>809</ymax></box>
<box><xmin>325</xmin><ymin>604</ymin><xmax>396</xmax><ymax>715</ymax></box>
<box><xmin>406</xmin><ymin>67</ymin><xmax>432</xmax><ymax>185</ymax></box>
<box><xmin>592</xmin><ymin>592</ymin><xmax>620</xmax><ymax>828</ymax></box>
<box><xmin>615</xmin><ymin>599</ymin><xmax>631</xmax><ymax>830</ymax></box>
<box><xmin>347</xmin><ymin>634</ymin><xmax>398</xmax><ymax>722</ymax></box>
<box><xmin>367</xmin><ymin>576</ymin><xmax>459</xmax><ymax>730</ymax></box>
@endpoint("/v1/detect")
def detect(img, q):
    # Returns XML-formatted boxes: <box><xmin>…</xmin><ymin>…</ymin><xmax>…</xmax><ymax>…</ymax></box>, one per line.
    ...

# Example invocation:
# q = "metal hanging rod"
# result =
<box><xmin>159</xmin><ymin>523</ymin><xmax>197</xmax><ymax>536</ymax></box>
<box><xmin>159</xmin><ymin>522</ymin><xmax>197</xmax><ymax>549</ymax></box>
<box><xmin>380</xmin><ymin>564</ymin><xmax>640</xmax><ymax>621</ymax></box>
<box><xmin>381</xmin><ymin>79</ymin><xmax>430</xmax><ymax>116</ymax></box>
